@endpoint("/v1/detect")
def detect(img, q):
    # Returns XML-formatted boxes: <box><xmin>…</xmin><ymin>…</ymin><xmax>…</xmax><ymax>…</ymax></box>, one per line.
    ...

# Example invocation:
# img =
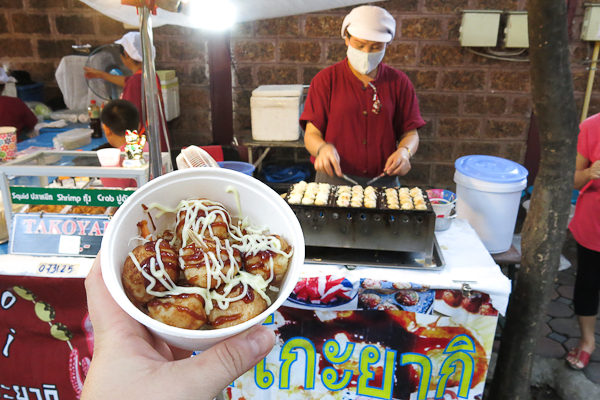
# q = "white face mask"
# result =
<box><xmin>347</xmin><ymin>45</ymin><xmax>385</xmax><ymax>75</ymax></box>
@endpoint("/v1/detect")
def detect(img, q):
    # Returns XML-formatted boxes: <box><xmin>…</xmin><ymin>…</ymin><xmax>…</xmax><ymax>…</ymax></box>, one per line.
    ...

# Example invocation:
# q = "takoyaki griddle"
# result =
<box><xmin>286</xmin><ymin>185</ymin><xmax>437</xmax><ymax>267</ymax></box>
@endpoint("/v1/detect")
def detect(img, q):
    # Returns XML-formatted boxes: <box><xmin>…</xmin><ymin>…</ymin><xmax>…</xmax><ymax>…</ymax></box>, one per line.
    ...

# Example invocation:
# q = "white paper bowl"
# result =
<box><xmin>101</xmin><ymin>168</ymin><xmax>305</xmax><ymax>351</ymax></box>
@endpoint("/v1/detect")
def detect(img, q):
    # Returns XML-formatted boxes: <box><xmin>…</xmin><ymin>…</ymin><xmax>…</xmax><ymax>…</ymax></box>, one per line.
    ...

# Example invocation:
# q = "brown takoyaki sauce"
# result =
<box><xmin>212</xmin><ymin>314</ymin><xmax>241</xmax><ymax>327</ymax></box>
<box><xmin>244</xmin><ymin>250</ymin><xmax>276</xmax><ymax>273</ymax></box>
<box><xmin>148</xmin><ymin>295</ymin><xmax>207</xmax><ymax>322</ymax></box>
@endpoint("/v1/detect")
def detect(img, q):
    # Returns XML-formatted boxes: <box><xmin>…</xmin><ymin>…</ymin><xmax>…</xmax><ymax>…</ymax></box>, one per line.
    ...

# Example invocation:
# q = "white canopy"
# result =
<box><xmin>79</xmin><ymin>0</ymin><xmax>379</xmax><ymax>28</ymax></box>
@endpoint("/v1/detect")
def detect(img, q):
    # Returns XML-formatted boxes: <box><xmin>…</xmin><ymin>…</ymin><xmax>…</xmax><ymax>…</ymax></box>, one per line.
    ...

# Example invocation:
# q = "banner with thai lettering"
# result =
<box><xmin>0</xmin><ymin>275</ymin><xmax>91</xmax><ymax>400</ymax></box>
<box><xmin>10</xmin><ymin>214</ymin><xmax>110</xmax><ymax>257</ymax></box>
<box><xmin>226</xmin><ymin>275</ymin><xmax>499</xmax><ymax>400</ymax></box>
<box><xmin>10</xmin><ymin>187</ymin><xmax>134</xmax><ymax>207</ymax></box>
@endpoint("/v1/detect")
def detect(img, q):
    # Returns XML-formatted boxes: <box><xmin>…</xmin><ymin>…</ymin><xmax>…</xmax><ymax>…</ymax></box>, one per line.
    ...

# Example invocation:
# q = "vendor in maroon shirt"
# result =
<box><xmin>301</xmin><ymin>6</ymin><xmax>425</xmax><ymax>186</ymax></box>
<box><xmin>84</xmin><ymin>32</ymin><xmax>170</xmax><ymax>152</ymax></box>
<box><xmin>0</xmin><ymin>68</ymin><xmax>38</xmax><ymax>142</ymax></box>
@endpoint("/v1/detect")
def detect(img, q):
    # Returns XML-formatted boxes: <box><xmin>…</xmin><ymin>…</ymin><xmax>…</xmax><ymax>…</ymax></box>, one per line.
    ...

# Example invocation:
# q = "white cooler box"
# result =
<box><xmin>159</xmin><ymin>75</ymin><xmax>180</xmax><ymax>121</ymax></box>
<box><xmin>251</xmin><ymin>84</ymin><xmax>303</xmax><ymax>141</ymax></box>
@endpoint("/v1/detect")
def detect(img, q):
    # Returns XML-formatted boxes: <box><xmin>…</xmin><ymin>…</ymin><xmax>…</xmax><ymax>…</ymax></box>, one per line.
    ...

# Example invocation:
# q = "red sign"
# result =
<box><xmin>0</xmin><ymin>276</ymin><xmax>92</xmax><ymax>399</ymax></box>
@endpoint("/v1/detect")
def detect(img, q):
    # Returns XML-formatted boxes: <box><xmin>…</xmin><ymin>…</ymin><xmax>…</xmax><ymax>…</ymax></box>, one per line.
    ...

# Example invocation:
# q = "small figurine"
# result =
<box><xmin>123</xmin><ymin>129</ymin><xmax>146</xmax><ymax>168</ymax></box>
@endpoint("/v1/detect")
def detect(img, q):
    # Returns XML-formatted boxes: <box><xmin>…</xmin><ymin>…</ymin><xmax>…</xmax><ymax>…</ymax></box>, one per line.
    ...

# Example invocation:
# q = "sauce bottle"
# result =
<box><xmin>88</xmin><ymin>100</ymin><xmax>102</xmax><ymax>139</ymax></box>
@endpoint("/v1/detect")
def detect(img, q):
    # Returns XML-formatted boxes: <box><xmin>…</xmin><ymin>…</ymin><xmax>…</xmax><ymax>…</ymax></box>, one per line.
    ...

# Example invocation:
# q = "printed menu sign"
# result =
<box><xmin>226</xmin><ymin>275</ymin><xmax>499</xmax><ymax>400</ymax></box>
<box><xmin>10</xmin><ymin>187</ymin><xmax>134</xmax><ymax>207</ymax></box>
<box><xmin>9</xmin><ymin>213</ymin><xmax>109</xmax><ymax>257</ymax></box>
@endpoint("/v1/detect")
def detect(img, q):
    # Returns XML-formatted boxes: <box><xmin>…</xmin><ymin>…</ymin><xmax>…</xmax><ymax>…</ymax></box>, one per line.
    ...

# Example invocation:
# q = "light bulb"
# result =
<box><xmin>186</xmin><ymin>0</ymin><xmax>236</xmax><ymax>30</ymax></box>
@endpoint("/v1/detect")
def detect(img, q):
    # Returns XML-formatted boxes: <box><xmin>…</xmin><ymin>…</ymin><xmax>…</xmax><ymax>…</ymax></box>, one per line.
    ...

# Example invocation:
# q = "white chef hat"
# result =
<box><xmin>341</xmin><ymin>5</ymin><xmax>396</xmax><ymax>43</ymax></box>
<box><xmin>115</xmin><ymin>32</ymin><xmax>156</xmax><ymax>62</ymax></box>
<box><xmin>0</xmin><ymin>68</ymin><xmax>9</xmax><ymax>84</ymax></box>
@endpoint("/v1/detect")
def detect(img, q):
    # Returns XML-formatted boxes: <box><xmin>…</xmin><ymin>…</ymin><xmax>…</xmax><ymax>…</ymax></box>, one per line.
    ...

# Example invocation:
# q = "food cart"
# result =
<box><xmin>221</xmin><ymin>184</ymin><xmax>510</xmax><ymax>400</ymax></box>
<box><xmin>0</xmin><ymin>216</ymin><xmax>509</xmax><ymax>400</ymax></box>
<box><xmin>0</xmin><ymin>3</ymin><xmax>510</xmax><ymax>399</ymax></box>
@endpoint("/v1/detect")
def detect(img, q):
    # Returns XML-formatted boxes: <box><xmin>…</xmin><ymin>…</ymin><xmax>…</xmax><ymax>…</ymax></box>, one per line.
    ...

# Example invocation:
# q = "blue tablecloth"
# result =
<box><xmin>19</xmin><ymin>122</ymin><xmax>107</xmax><ymax>151</ymax></box>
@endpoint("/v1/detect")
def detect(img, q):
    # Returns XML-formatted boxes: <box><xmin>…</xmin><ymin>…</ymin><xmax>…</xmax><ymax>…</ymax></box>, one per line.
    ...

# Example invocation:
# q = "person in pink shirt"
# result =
<box><xmin>99</xmin><ymin>99</ymin><xmax>148</xmax><ymax>188</ymax></box>
<box><xmin>566</xmin><ymin>113</ymin><xmax>600</xmax><ymax>370</ymax></box>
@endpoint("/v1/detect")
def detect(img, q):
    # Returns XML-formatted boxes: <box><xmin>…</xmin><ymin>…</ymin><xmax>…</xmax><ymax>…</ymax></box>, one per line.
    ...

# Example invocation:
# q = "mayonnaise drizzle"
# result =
<box><xmin>139</xmin><ymin>195</ymin><xmax>293</xmax><ymax>316</ymax></box>
<box><xmin>226</xmin><ymin>185</ymin><xmax>243</xmax><ymax>219</ymax></box>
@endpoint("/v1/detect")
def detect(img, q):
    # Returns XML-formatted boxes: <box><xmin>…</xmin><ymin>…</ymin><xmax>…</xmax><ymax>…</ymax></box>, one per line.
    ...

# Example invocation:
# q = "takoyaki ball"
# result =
<box><xmin>244</xmin><ymin>235</ymin><xmax>291</xmax><ymax>284</ymax></box>
<box><xmin>122</xmin><ymin>240</ymin><xmax>179</xmax><ymax>306</ymax></box>
<box><xmin>361</xmin><ymin>278</ymin><xmax>382</xmax><ymax>289</ymax></box>
<box><xmin>396</xmin><ymin>290</ymin><xmax>420</xmax><ymax>306</ymax></box>
<box><xmin>147</xmin><ymin>292</ymin><xmax>207</xmax><ymax>330</ymax></box>
<box><xmin>359</xmin><ymin>293</ymin><xmax>381</xmax><ymax>309</ymax></box>
<box><xmin>180</xmin><ymin>240</ymin><xmax>241</xmax><ymax>289</ymax></box>
<box><xmin>393</xmin><ymin>282</ymin><xmax>412</xmax><ymax>290</ymax></box>
<box><xmin>209</xmin><ymin>284</ymin><xmax>268</xmax><ymax>329</ymax></box>
<box><xmin>442</xmin><ymin>289</ymin><xmax>463</xmax><ymax>308</ymax></box>
<box><xmin>477</xmin><ymin>293</ymin><xmax>495</xmax><ymax>313</ymax></box>
<box><xmin>158</xmin><ymin>229</ymin><xmax>180</xmax><ymax>250</ymax></box>
<box><xmin>176</xmin><ymin>200</ymin><xmax>231</xmax><ymax>243</ymax></box>
<box><xmin>461</xmin><ymin>292</ymin><xmax>483</xmax><ymax>313</ymax></box>
<box><xmin>376</xmin><ymin>302</ymin><xmax>400</xmax><ymax>311</ymax></box>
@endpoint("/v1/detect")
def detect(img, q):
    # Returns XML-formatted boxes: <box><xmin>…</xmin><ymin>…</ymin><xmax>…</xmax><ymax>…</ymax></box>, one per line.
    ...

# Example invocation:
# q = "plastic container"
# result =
<box><xmin>454</xmin><ymin>155</ymin><xmax>528</xmax><ymax>254</ymax></box>
<box><xmin>97</xmin><ymin>148</ymin><xmax>121</xmax><ymax>167</ymax></box>
<box><xmin>0</xmin><ymin>127</ymin><xmax>17</xmax><ymax>162</ymax></box>
<box><xmin>251</xmin><ymin>85</ymin><xmax>303</xmax><ymax>141</ymax></box>
<box><xmin>160</xmin><ymin>77</ymin><xmax>180</xmax><ymax>121</ymax></box>
<box><xmin>16</xmin><ymin>82</ymin><xmax>44</xmax><ymax>103</ymax></box>
<box><xmin>101</xmin><ymin>168</ymin><xmax>305</xmax><ymax>351</ymax></box>
<box><xmin>17</xmin><ymin>83</ymin><xmax>44</xmax><ymax>103</ymax></box>
<box><xmin>54</xmin><ymin>128</ymin><xmax>93</xmax><ymax>150</ymax></box>
<box><xmin>218</xmin><ymin>161</ymin><xmax>255</xmax><ymax>176</ymax></box>
<box><xmin>157</xmin><ymin>70</ymin><xmax>176</xmax><ymax>81</ymax></box>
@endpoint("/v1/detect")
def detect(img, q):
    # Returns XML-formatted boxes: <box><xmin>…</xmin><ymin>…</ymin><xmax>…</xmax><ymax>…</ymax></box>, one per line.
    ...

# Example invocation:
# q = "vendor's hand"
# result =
<box><xmin>83</xmin><ymin>67</ymin><xmax>105</xmax><ymax>80</ymax></box>
<box><xmin>81</xmin><ymin>255</ymin><xmax>276</xmax><ymax>400</ymax></box>
<box><xmin>589</xmin><ymin>160</ymin><xmax>600</xmax><ymax>180</ymax></box>
<box><xmin>315</xmin><ymin>143</ymin><xmax>342</xmax><ymax>178</ymax></box>
<box><xmin>384</xmin><ymin>147</ymin><xmax>411</xmax><ymax>176</ymax></box>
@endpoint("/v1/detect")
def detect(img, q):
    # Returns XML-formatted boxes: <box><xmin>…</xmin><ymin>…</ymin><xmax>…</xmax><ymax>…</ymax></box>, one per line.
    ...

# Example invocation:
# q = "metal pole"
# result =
<box><xmin>139</xmin><ymin>6</ymin><xmax>162</xmax><ymax>180</ymax></box>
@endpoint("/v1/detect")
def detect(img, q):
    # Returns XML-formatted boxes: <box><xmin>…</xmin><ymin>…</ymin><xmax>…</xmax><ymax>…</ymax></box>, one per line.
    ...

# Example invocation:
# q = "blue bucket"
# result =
<box><xmin>218</xmin><ymin>161</ymin><xmax>255</xmax><ymax>176</ymax></box>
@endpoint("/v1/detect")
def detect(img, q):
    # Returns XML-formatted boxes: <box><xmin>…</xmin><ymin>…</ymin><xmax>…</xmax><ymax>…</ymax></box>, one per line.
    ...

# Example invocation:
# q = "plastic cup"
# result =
<box><xmin>0</xmin><ymin>127</ymin><xmax>17</xmax><ymax>162</ymax></box>
<box><xmin>430</xmin><ymin>199</ymin><xmax>454</xmax><ymax>218</ymax></box>
<box><xmin>101</xmin><ymin>168</ymin><xmax>305</xmax><ymax>351</ymax></box>
<box><xmin>97</xmin><ymin>148</ymin><xmax>121</xmax><ymax>167</ymax></box>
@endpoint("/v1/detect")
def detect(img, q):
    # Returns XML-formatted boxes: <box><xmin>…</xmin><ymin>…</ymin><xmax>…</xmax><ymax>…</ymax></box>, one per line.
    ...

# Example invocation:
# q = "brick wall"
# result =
<box><xmin>0</xmin><ymin>0</ymin><xmax>212</xmax><ymax>148</ymax></box>
<box><xmin>1</xmin><ymin>0</ymin><xmax>598</xmax><ymax>187</ymax></box>
<box><xmin>231</xmin><ymin>0</ymin><xmax>537</xmax><ymax>188</ymax></box>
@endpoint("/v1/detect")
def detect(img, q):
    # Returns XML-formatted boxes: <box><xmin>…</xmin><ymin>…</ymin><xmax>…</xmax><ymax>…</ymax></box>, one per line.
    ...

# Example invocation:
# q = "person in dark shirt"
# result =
<box><xmin>0</xmin><ymin>68</ymin><xmax>38</xmax><ymax>142</ymax></box>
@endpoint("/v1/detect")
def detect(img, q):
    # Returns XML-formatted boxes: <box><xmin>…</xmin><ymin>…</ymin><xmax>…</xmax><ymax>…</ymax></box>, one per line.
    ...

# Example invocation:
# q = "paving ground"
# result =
<box><xmin>493</xmin><ymin>230</ymin><xmax>600</xmax><ymax>385</ymax></box>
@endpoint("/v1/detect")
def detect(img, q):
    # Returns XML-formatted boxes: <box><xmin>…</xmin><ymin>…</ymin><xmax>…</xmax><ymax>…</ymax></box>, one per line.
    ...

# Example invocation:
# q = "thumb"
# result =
<box><xmin>180</xmin><ymin>325</ymin><xmax>275</xmax><ymax>398</ymax></box>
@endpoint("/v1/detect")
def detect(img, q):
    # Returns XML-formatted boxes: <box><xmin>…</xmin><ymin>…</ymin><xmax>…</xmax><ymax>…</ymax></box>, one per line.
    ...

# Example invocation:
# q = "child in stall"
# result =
<box><xmin>99</xmin><ymin>99</ymin><xmax>149</xmax><ymax>188</ymax></box>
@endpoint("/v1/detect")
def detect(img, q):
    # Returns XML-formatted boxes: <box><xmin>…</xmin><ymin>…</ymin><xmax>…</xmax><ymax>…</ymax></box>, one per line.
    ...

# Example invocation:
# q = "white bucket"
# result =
<box><xmin>454</xmin><ymin>156</ymin><xmax>528</xmax><ymax>254</ymax></box>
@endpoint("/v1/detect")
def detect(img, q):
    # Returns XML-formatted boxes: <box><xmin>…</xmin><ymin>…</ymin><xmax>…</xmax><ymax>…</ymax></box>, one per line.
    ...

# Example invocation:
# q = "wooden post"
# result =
<box><xmin>207</xmin><ymin>31</ymin><xmax>234</xmax><ymax>146</ymax></box>
<box><xmin>488</xmin><ymin>0</ymin><xmax>579</xmax><ymax>398</ymax></box>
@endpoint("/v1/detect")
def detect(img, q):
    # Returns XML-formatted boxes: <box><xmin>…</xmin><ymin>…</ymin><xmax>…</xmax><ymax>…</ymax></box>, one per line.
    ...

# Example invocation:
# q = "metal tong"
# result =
<box><xmin>366</xmin><ymin>172</ymin><xmax>388</xmax><ymax>186</ymax></box>
<box><xmin>342</xmin><ymin>174</ymin><xmax>359</xmax><ymax>186</ymax></box>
